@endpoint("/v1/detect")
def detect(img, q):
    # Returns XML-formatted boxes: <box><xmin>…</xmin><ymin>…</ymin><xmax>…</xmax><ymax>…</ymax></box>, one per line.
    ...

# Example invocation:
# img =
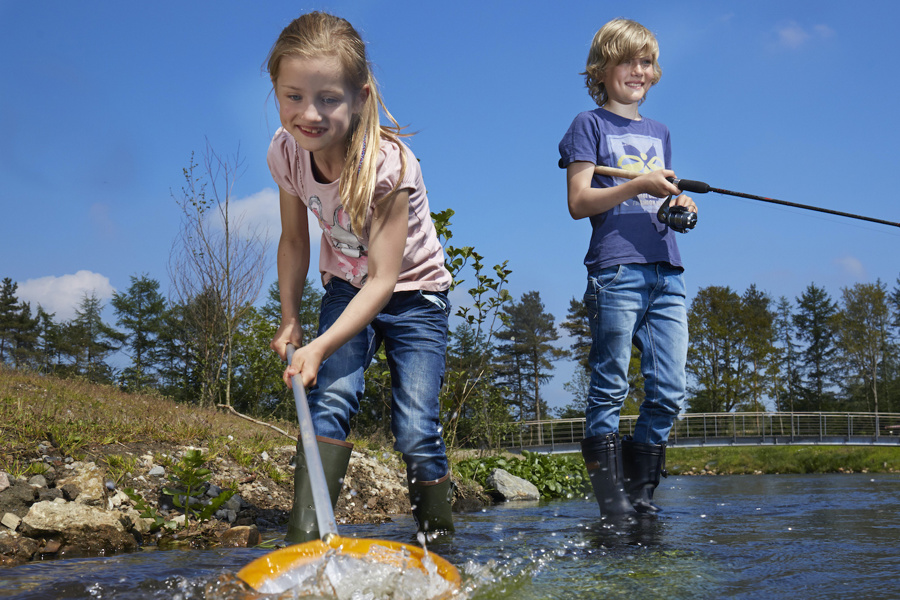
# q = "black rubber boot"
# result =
<box><xmin>408</xmin><ymin>472</ymin><xmax>455</xmax><ymax>534</ymax></box>
<box><xmin>285</xmin><ymin>436</ymin><xmax>353</xmax><ymax>544</ymax></box>
<box><xmin>581</xmin><ymin>433</ymin><xmax>636</xmax><ymax>518</ymax></box>
<box><xmin>621</xmin><ymin>435</ymin><xmax>667</xmax><ymax>513</ymax></box>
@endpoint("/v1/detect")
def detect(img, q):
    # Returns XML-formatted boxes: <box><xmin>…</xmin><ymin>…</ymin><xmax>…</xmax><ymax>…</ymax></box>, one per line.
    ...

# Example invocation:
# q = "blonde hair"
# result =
<box><xmin>583</xmin><ymin>19</ymin><xmax>662</xmax><ymax>107</ymax></box>
<box><xmin>266</xmin><ymin>11</ymin><xmax>406</xmax><ymax>234</ymax></box>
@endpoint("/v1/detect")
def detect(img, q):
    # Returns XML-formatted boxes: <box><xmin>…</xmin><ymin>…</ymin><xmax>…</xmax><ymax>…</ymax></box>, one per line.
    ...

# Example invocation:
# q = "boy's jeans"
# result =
<box><xmin>308</xmin><ymin>278</ymin><xmax>451</xmax><ymax>482</ymax></box>
<box><xmin>584</xmin><ymin>263</ymin><xmax>687</xmax><ymax>445</ymax></box>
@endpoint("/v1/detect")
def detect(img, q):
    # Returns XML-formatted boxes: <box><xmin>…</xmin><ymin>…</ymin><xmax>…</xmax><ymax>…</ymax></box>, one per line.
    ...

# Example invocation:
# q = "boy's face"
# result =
<box><xmin>602</xmin><ymin>55</ymin><xmax>655</xmax><ymax>109</ymax></box>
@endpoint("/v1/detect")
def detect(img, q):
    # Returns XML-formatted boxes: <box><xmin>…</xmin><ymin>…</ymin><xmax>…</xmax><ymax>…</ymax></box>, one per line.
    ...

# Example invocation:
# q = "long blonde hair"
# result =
<box><xmin>267</xmin><ymin>11</ymin><xmax>407</xmax><ymax>234</ymax></box>
<box><xmin>583</xmin><ymin>19</ymin><xmax>662</xmax><ymax>107</ymax></box>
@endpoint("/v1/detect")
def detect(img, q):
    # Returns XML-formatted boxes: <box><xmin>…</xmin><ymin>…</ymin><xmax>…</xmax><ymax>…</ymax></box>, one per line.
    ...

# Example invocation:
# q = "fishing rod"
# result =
<box><xmin>564</xmin><ymin>162</ymin><xmax>900</xmax><ymax>230</ymax></box>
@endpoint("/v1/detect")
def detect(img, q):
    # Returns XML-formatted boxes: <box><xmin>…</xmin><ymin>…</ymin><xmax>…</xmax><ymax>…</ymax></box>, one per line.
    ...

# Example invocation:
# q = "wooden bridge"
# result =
<box><xmin>499</xmin><ymin>412</ymin><xmax>900</xmax><ymax>454</ymax></box>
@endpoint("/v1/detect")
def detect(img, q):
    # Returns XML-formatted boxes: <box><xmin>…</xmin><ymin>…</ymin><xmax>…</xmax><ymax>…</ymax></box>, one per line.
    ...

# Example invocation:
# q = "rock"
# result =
<box><xmin>60</xmin><ymin>483</ymin><xmax>80</xmax><ymax>501</ymax></box>
<box><xmin>107</xmin><ymin>490</ymin><xmax>130</xmax><ymax>509</ymax></box>
<box><xmin>223</xmin><ymin>494</ymin><xmax>242</xmax><ymax>513</ymax></box>
<box><xmin>2</xmin><ymin>513</ymin><xmax>21</xmax><ymax>531</ymax></box>
<box><xmin>0</xmin><ymin>480</ymin><xmax>38</xmax><ymax>518</ymax></box>
<box><xmin>0</xmin><ymin>472</ymin><xmax>9</xmax><ymax>493</ymax></box>
<box><xmin>219</xmin><ymin>525</ymin><xmax>259</xmax><ymax>547</ymax></box>
<box><xmin>15</xmin><ymin>536</ymin><xmax>40</xmax><ymax>561</ymax></box>
<box><xmin>36</xmin><ymin>488</ymin><xmax>63</xmax><ymax>503</ymax></box>
<box><xmin>485</xmin><ymin>468</ymin><xmax>540</xmax><ymax>501</ymax></box>
<box><xmin>56</xmin><ymin>463</ymin><xmax>107</xmax><ymax>506</ymax></box>
<box><xmin>28</xmin><ymin>474</ymin><xmax>48</xmax><ymax>488</ymax></box>
<box><xmin>20</xmin><ymin>501</ymin><xmax>138</xmax><ymax>556</ymax></box>
<box><xmin>148</xmin><ymin>466</ymin><xmax>165</xmax><ymax>477</ymax></box>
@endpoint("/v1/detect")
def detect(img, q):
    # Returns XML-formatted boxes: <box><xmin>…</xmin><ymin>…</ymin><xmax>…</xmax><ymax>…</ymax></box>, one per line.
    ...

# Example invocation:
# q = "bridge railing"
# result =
<box><xmin>497</xmin><ymin>412</ymin><xmax>900</xmax><ymax>450</ymax></box>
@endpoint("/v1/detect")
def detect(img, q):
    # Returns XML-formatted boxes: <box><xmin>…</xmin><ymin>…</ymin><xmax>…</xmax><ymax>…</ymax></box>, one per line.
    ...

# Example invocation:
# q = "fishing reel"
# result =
<box><xmin>657</xmin><ymin>195</ymin><xmax>697</xmax><ymax>233</ymax></box>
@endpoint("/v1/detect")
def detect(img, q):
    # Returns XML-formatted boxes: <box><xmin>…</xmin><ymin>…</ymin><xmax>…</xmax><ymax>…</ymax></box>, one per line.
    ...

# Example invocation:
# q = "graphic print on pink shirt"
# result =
<box><xmin>308</xmin><ymin>195</ymin><xmax>369</xmax><ymax>283</ymax></box>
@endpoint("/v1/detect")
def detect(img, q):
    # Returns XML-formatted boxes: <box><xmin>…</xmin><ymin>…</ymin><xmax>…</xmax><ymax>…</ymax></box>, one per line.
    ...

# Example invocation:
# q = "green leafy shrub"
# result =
<box><xmin>126</xmin><ymin>448</ymin><xmax>234</xmax><ymax>531</ymax></box>
<box><xmin>163</xmin><ymin>449</ymin><xmax>235</xmax><ymax>523</ymax></box>
<box><xmin>455</xmin><ymin>451</ymin><xmax>589</xmax><ymax>500</ymax></box>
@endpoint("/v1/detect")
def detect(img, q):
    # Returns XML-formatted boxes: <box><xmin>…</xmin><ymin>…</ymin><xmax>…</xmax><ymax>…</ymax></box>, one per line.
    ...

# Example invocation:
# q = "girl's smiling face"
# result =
<box><xmin>275</xmin><ymin>55</ymin><xmax>368</xmax><ymax>173</ymax></box>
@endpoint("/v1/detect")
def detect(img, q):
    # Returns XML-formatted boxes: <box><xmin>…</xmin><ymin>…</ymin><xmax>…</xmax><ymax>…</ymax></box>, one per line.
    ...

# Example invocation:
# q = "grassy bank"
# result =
<box><xmin>3</xmin><ymin>366</ymin><xmax>899</xmax><ymax>484</ymax></box>
<box><xmin>0</xmin><ymin>366</ymin><xmax>298</xmax><ymax>480</ymax></box>
<box><xmin>666</xmin><ymin>445</ymin><xmax>900</xmax><ymax>475</ymax></box>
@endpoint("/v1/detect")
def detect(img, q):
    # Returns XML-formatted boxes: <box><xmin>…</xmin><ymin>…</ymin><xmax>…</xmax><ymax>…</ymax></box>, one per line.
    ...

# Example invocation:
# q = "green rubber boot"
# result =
<box><xmin>285</xmin><ymin>436</ymin><xmax>353</xmax><ymax>544</ymax></box>
<box><xmin>408</xmin><ymin>473</ymin><xmax>455</xmax><ymax>534</ymax></box>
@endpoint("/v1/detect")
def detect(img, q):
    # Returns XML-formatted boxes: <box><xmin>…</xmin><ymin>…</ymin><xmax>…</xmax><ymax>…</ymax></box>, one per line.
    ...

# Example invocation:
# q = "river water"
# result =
<box><xmin>2</xmin><ymin>473</ymin><xmax>899</xmax><ymax>600</ymax></box>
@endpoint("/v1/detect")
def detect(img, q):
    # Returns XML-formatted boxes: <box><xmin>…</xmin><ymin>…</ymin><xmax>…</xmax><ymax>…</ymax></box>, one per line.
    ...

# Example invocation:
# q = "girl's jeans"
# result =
<box><xmin>308</xmin><ymin>278</ymin><xmax>451</xmax><ymax>482</ymax></box>
<box><xmin>584</xmin><ymin>263</ymin><xmax>687</xmax><ymax>445</ymax></box>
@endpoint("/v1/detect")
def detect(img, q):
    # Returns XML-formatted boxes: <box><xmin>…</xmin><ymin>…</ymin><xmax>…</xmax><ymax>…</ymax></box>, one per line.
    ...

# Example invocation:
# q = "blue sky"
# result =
<box><xmin>3</xmin><ymin>1</ymin><xmax>899</xmax><ymax>411</ymax></box>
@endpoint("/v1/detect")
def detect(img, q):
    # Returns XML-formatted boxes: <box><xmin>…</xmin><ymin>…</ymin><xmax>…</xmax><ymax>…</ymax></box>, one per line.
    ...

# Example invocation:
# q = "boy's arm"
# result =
<box><xmin>566</xmin><ymin>161</ymin><xmax>682</xmax><ymax>220</ymax></box>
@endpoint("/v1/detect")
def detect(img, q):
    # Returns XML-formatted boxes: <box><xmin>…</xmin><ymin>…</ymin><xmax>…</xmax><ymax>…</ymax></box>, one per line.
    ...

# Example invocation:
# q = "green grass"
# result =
<box><xmin>0</xmin><ymin>366</ymin><xmax>296</xmax><ymax>474</ymax></box>
<box><xmin>5</xmin><ymin>365</ymin><xmax>899</xmax><ymax>495</ymax></box>
<box><xmin>666</xmin><ymin>445</ymin><xmax>900</xmax><ymax>475</ymax></box>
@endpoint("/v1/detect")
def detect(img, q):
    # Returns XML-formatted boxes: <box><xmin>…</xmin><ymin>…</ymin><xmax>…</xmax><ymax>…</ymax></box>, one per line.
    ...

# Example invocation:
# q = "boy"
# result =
<box><xmin>558</xmin><ymin>19</ymin><xmax>697</xmax><ymax>518</ymax></box>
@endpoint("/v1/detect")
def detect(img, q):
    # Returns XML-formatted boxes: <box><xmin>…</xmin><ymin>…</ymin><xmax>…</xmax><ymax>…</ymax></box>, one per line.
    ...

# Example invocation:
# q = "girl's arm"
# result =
<box><xmin>270</xmin><ymin>186</ymin><xmax>311</xmax><ymax>360</ymax></box>
<box><xmin>566</xmin><ymin>161</ymin><xmax>683</xmax><ymax>220</ymax></box>
<box><xmin>284</xmin><ymin>189</ymin><xmax>409</xmax><ymax>388</ymax></box>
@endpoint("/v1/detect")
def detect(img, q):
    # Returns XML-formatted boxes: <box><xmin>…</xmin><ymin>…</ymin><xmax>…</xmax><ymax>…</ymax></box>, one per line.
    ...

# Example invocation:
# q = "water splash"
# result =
<box><xmin>225</xmin><ymin>546</ymin><xmax>457</xmax><ymax>600</ymax></box>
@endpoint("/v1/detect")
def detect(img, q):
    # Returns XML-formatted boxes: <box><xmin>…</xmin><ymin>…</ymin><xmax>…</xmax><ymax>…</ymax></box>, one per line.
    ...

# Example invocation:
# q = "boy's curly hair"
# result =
<box><xmin>583</xmin><ymin>19</ymin><xmax>662</xmax><ymax>107</ymax></box>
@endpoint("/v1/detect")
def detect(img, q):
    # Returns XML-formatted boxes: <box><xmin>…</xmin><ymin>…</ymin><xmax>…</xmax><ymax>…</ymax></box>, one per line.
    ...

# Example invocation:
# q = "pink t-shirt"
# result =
<box><xmin>267</xmin><ymin>127</ymin><xmax>451</xmax><ymax>292</ymax></box>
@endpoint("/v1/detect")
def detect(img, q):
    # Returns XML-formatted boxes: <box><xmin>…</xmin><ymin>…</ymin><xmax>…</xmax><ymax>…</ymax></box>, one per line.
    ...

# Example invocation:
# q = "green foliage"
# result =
<box><xmin>455</xmin><ymin>450</ymin><xmax>589</xmax><ymax>500</ymax></box>
<box><xmin>161</xmin><ymin>449</ymin><xmax>235</xmax><ymax>524</ymax></box>
<box><xmin>105</xmin><ymin>454</ymin><xmax>139</xmax><ymax>486</ymax></box>
<box><xmin>111</xmin><ymin>274</ymin><xmax>167</xmax><ymax>392</ymax></box>
<box><xmin>666</xmin><ymin>445</ymin><xmax>900</xmax><ymax>475</ymax></box>
<box><xmin>123</xmin><ymin>488</ymin><xmax>171</xmax><ymax>533</ymax></box>
<box><xmin>432</xmin><ymin>208</ymin><xmax>514</xmax><ymax>450</ymax></box>
<box><xmin>494</xmin><ymin>291</ymin><xmax>565</xmax><ymax>422</ymax></box>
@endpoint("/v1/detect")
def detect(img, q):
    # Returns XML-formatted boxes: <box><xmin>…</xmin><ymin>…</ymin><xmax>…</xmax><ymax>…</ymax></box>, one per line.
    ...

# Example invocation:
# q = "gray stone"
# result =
<box><xmin>56</xmin><ymin>463</ymin><xmax>106</xmax><ymax>506</ymax></box>
<box><xmin>485</xmin><ymin>468</ymin><xmax>541</xmax><ymax>502</ymax></box>
<box><xmin>1</xmin><ymin>513</ymin><xmax>21</xmax><ymax>531</ymax></box>
<box><xmin>21</xmin><ymin>501</ymin><xmax>137</xmax><ymax>555</ymax></box>
<box><xmin>0</xmin><ymin>480</ymin><xmax>37</xmax><ymax>517</ymax></box>
<box><xmin>223</xmin><ymin>494</ymin><xmax>242</xmax><ymax>513</ymax></box>
<box><xmin>148</xmin><ymin>466</ymin><xmax>165</xmax><ymax>477</ymax></box>
<box><xmin>0</xmin><ymin>472</ymin><xmax>9</xmax><ymax>493</ymax></box>
<box><xmin>28</xmin><ymin>475</ymin><xmax>48</xmax><ymax>488</ymax></box>
<box><xmin>215</xmin><ymin>509</ymin><xmax>237</xmax><ymax>523</ymax></box>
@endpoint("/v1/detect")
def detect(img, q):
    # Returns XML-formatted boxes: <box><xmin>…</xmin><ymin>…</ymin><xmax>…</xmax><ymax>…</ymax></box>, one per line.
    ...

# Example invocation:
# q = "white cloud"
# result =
<box><xmin>774</xmin><ymin>22</ymin><xmax>834</xmax><ymax>49</ymax></box>
<box><xmin>834</xmin><ymin>255</ymin><xmax>867</xmax><ymax>280</ymax></box>
<box><xmin>211</xmin><ymin>187</ymin><xmax>323</xmax><ymax>243</ymax></box>
<box><xmin>777</xmin><ymin>24</ymin><xmax>810</xmax><ymax>48</ymax></box>
<box><xmin>17</xmin><ymin>270</ymin><xmax>115</xmax><ymax>321</ymax></box>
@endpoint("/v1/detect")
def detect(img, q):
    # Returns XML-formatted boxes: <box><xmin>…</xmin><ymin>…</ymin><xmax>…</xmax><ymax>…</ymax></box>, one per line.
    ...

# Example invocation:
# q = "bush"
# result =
<box><xmin>454</xmin><ymin>451</ymin><xmax>589</xmax><ymax>500</ymax></box>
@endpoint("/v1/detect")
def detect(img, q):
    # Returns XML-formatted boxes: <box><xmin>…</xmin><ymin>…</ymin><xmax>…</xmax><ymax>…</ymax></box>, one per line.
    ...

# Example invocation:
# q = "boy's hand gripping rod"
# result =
<box><xmin>581</xmin><ymin>163</ymin><xmax>900</xmax><ymax>229</ymax></box>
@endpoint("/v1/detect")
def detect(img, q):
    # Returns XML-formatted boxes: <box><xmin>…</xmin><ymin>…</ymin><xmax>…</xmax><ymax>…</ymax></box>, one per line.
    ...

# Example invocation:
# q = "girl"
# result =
<box><xmin>266</xmin><ymin>12</ymin><xmax>454</xmax><ymax>543</ymax></box>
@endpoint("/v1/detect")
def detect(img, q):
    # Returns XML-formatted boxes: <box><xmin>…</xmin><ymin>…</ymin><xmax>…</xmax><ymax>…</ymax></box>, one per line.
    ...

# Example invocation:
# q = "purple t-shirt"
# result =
<box><xmin>559</xmin><ymin>108</ymin><xmax>683</xmax><ymax>273</ymax></box>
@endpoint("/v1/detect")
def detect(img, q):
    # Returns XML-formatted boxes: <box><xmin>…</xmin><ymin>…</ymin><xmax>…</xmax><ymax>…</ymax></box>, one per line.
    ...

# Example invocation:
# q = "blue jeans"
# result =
<box><xmin>584</xmin><ymin>263</ymin><xmax>687</xmax><ymax>445</ymax></box>
<box><xmin>308</xmin><ymin>278</ymin><xmax>451</xmax><ymax>482</ymax></box>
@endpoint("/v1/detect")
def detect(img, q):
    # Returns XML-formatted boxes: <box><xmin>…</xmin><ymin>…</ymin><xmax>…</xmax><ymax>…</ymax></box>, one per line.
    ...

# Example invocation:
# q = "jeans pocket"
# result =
<box><xmin>588</xmin><ymin>265</ymin><xmax>622</xmax><ymax>293</ymax></box>
<box><xmin>419</xmin><ymin>290</ymin><xmax>451</xmax><ymax>316</ymax></box>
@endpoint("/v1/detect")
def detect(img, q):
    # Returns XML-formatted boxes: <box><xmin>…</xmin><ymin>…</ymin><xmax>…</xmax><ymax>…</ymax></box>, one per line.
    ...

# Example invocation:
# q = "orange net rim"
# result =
<box><xmin>237</xmin><ymin>534</ymin><xmax>461</xmax><ymax>593</ymax></box>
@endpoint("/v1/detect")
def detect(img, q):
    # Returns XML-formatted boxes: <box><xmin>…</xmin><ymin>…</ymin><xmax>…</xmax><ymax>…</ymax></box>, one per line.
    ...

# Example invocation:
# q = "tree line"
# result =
<box><xmin>3</xmin><ymin>149</ymin><xmax>899</xmax><ymax>449</ymax></box>
<box><xmin>4</xmin><ymin>268</ymin><xmax>899</xmax><ymax>449</ymax></box>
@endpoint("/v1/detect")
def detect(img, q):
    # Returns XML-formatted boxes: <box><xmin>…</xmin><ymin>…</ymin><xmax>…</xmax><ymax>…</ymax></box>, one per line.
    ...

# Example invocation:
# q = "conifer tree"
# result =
<box><xmin>495</xmin><ymin>291</ymin><xmax>564</xmax><ymax>424</ymax></box>
<box><xmin>112</xmin><ymin>274</ymin><xmax>167</xmax><ymax>391</ymax></box>
<box><xmin>793</xmin><ymin>283</ymin><xmax>840</xmax><ymax>410</ymax></box>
